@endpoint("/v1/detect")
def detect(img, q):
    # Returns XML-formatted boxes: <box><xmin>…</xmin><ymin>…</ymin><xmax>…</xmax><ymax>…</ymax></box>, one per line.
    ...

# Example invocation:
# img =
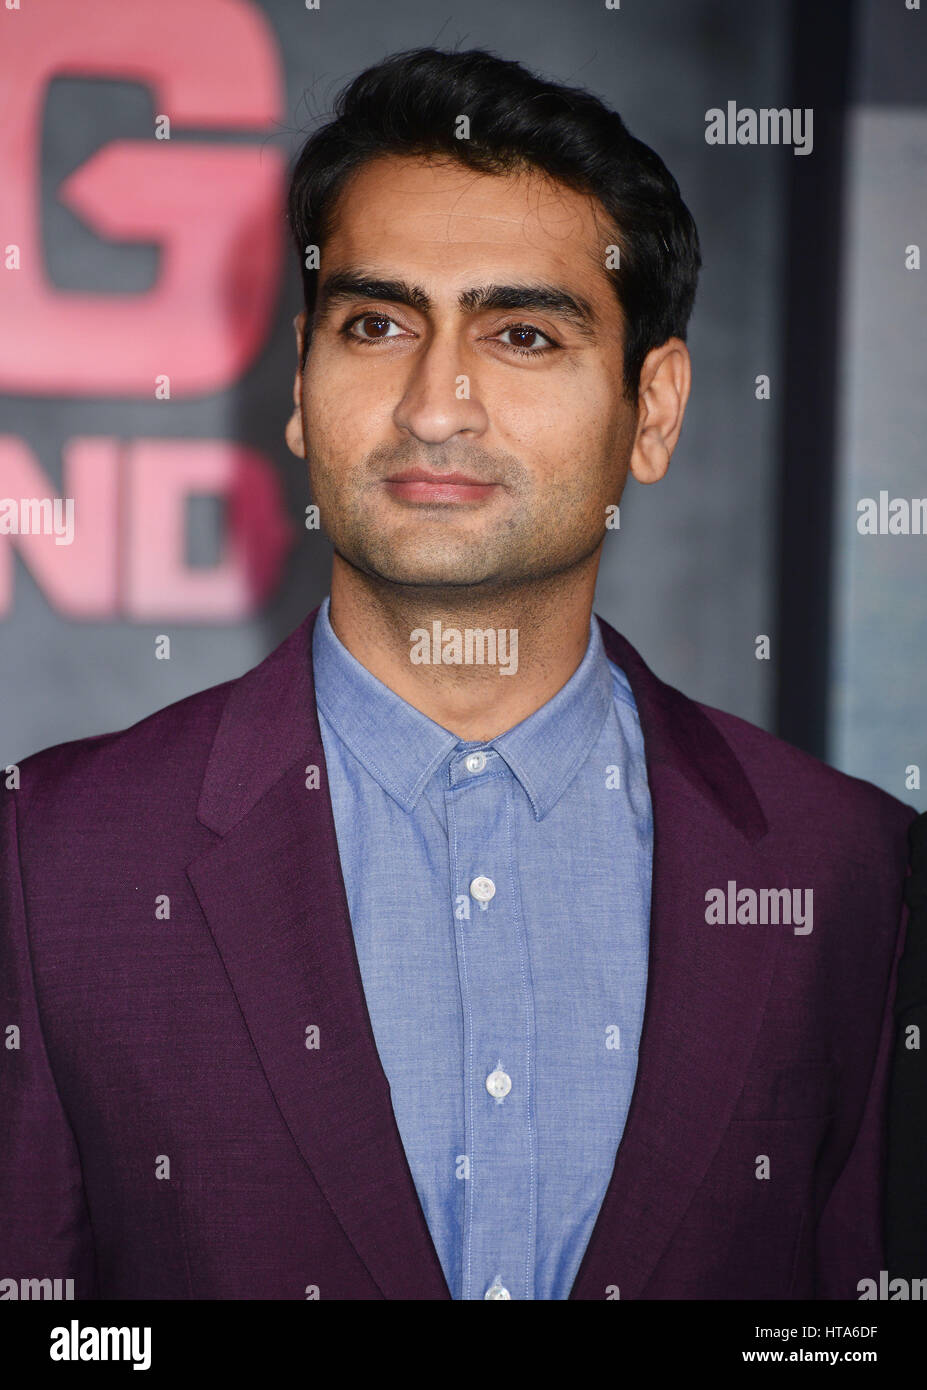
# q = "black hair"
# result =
<box><xmin>286</xmin><ymin>46</ymin><xmax>701</xmax><ymax>401</ymax></box>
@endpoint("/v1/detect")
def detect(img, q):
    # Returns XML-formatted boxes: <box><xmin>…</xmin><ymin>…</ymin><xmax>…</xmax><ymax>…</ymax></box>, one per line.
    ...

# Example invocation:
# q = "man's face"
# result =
<box><xmin>287</xmin><ymin>153</ymin><xmax>641</xmax><ymax>592</ymax></box>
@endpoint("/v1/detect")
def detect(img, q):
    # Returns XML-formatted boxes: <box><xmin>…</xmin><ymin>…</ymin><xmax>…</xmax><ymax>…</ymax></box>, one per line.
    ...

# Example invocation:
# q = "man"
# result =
<box><xmin>0</xmin><ymin>47</ymin><xmax>915</xmax><ymax>1301</ymax></box>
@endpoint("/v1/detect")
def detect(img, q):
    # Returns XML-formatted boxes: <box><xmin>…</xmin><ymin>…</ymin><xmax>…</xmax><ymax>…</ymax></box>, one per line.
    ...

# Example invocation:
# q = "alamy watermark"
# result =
<box><xmin>705</xmin><ymin>102</ymin><xmax>813</xmax><ymax>156</ymax></box>
<box><xmin>705</xmin><ymin>881</ymin><xmax>813</xmax><ymax>935</ymax></box>
<box><xmin>858</xmin><ymin>1271</ymin><xmax>927</xmax><ymax>1300</ymax></box>
<box><xmin>49</xmin><ymin>1320</ymin><xmax>151</xmax><ymax>1371</ymax></box>
<box><xmin>857</xmin><ymin>492</ymin><xmax>927</xmax><ymax>534</ymax></box>
<box><xmin>0</xmin><ymin>496</ymin><xmax>74</xmax><ymax>545</ymax></box>
<box><xmin>410</xmin><ymin>621</ymin><xmax>518</xmax><ymax>675</ymax></box>
<box><xmin>0</xmin><ymin>1275</ymin><xmax>75</xmax><ymax>1299</ymax></box>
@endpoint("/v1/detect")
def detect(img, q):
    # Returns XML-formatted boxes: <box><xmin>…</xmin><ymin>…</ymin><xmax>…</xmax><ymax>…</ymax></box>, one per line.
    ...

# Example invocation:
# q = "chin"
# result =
<box><xmin>358</xmin><ymin>549</ymin><xmax>497</xmax><ymax>587</ymax></box>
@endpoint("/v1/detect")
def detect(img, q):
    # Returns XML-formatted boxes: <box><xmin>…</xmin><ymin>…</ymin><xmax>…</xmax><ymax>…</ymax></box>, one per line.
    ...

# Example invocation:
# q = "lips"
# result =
<box><xmin>384</xmin><ymin>467</ymin><xmax>499</xmax><ymax>504</ymax></box>
<box><xmin>387</xmin><ymin>468</ymin><xmax>492</xmax><ymax>486</ymax></box>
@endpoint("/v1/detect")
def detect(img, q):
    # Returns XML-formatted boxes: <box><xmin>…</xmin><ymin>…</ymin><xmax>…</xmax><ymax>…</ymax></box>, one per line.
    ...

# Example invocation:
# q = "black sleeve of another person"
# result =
<box><xmin>885</xmin><ymin>809</ymin><xmax>927</xmax><ymax>1280</ymax></box>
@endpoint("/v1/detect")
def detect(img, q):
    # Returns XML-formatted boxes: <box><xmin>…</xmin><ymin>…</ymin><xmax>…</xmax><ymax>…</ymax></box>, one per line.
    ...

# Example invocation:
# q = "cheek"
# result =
<box><xmin>493</xmin><ymin>371</ymin><xmax>613</xmax><ymax>440</ymax></box>
<box><xmin>502</xmin><ymin>392</ymin><xmax>612</xmax><ymax>477</ymax></box>
<box><xmin>303</xmin><ymin>349</ymin><xmax>392</xmax><ymax>447</ymax></box>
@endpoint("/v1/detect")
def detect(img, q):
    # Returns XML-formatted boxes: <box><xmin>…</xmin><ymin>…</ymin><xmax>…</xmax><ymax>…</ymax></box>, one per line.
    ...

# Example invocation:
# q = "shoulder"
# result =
<box><xmin>696</xmin><ymin>696</ymin><xmax>917</xmax><ymax>862</ymax></box>
<box><xmin>7</xmin><ymin>673</ymin><xmax>236</xmax><ymax>836</ymax></box>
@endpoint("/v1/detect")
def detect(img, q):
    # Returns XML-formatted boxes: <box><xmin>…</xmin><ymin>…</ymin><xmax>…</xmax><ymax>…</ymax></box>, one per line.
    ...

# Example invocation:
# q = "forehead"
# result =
<box><xmin>323</xmin><ymin>153</ymin><xmax>615</xmax><ymax>301</ymax></box>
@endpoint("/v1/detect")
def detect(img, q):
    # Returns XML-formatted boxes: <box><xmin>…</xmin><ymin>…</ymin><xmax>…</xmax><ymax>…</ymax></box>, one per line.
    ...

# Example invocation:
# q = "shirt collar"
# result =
<box><xmin>311</xmin><ymin>594</ymin><xmax>617</xmax><ymax>820</ymax></box>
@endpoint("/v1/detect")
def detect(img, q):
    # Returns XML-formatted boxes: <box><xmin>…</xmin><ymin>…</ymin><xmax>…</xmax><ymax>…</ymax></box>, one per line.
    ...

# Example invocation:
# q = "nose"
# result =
<box><xmin>392</xmin><ymin>332</ymin><xmax>489</xmax><ymax>445</ymax></box>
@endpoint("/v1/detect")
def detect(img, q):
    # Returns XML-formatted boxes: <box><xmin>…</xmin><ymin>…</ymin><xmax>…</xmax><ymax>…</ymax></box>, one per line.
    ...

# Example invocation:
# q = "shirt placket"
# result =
<box><xmin>446</xmin><ymin>747</ymin><xmax>538</xmax><ymax>1301</ymax></box>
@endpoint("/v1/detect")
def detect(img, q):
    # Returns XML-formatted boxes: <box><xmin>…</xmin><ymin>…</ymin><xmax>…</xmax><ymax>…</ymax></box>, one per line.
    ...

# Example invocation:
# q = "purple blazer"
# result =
<box><xmin>0</xmin><ymin>607</ymin><xmax>914</xmax><ymax>1299</ymax></box>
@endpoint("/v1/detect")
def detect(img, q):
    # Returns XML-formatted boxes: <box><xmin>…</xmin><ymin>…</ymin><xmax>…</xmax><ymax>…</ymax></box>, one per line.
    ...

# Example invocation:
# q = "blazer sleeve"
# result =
<box><xmin>885</xmin><ymin>810</ymin><xmax>927</xmax><ymax>1278</ymax></box>
<box><xmin>813</xmin><ymin>854</ymin><xmax>912</xmax><ymax>1299</ymax></box>
<box><xmin>0</xmin><ymin>784</ymin><xmax>97</xmax><ymax>1297</ymax></box>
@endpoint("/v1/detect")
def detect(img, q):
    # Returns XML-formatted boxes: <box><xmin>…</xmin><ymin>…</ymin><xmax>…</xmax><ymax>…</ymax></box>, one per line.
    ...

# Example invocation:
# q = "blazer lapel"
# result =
<box><xmin>568</xmin><ymin>615</ymin><xmax>777</xmax><ymax>1299</ymax></box>
<box><xmin>186</xmin><ymin>606</ymin><xmax>451</xmax><ymax>1299</ymax></box>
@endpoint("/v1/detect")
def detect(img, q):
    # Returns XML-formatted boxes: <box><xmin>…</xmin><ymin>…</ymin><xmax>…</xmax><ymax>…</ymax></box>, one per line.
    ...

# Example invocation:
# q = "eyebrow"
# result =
<box><xmin>315</xmin><ymin>269</ymin><xmax>599</xmax><ymax>340</ymax></box>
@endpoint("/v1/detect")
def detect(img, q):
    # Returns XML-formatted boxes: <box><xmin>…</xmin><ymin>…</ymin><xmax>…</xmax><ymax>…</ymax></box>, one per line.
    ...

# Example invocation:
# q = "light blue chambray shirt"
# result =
<box><xmin>311</xmin><ymin>595</ymin><xmax>653</xmax><ymax>1300</ymax></box>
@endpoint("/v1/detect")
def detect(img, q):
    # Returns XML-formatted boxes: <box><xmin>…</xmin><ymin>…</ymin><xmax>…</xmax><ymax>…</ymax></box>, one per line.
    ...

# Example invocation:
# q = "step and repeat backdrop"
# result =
<box><xmin>0</xmin><ymin>0</ymin><xmax>923</xmax><ymax>808</ymax></box>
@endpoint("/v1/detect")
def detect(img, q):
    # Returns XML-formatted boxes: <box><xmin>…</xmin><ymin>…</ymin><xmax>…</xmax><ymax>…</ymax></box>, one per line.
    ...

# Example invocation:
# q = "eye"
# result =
<box><xmin>342</xmin><ymin>313</ymin><xmax>407</xmax><ymax>344</ymax></box>
<box><xmin>494</xmin><ymin>323</ymin><xmax>558</xmax><ymax>357</ymax></box>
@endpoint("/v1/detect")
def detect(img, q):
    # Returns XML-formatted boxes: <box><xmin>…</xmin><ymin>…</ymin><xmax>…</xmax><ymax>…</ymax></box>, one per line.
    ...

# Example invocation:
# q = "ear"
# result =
<box><xmin>285</xmin><ymin>311</ymin><xmax>308</xmax><ymax>459</ymax></box>
<box><xmin>628</xmin><ymin>338</ymin><xmax>692</xmax><ymax>485</ymax></box>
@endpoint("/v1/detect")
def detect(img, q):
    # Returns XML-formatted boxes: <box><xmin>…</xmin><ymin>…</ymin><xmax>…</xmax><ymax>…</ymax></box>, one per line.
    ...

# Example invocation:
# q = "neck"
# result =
<box><xmin>326</xmin><ymin>552</ymin><xmax>601</xmax><ymax>742</ymax></box>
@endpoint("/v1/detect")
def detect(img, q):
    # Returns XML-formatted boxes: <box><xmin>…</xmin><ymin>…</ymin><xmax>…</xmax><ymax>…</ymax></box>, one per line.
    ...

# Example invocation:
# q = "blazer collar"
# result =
<box><xmin>189</xmin><ymin>604</ymin><xmax>774</xmax><ymax>1300</ymax></box>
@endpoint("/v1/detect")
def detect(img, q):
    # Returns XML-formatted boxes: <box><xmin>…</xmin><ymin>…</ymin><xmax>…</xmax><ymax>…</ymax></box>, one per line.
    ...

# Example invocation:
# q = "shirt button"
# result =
<box><xmin>486</xmin><ymin>1068</ymin><xmax>512</xmax><ymax>1099</ymax></box>
<box><xmin>470</xmin><ymin>876</ymin><xmax>496</xmax><ymax>903</ymax></box>
<box><xmin>485</xmin><ymin>1276</ymin><xmax>511</xmax><ymax>1299</ymax></box>
<box><xmin>465</xmin><ymin>751</ymin><xmax>487</xmax><ymax>773</ymax></box>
